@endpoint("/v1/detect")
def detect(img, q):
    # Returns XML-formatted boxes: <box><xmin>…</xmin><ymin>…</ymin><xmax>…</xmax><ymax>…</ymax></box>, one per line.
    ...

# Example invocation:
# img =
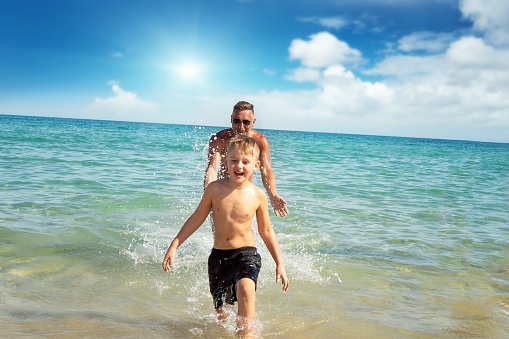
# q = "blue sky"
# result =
<box><xmin>1</xmin><ymin>0</ymin><xmax>509</xmax><ymax>142</ymax></box>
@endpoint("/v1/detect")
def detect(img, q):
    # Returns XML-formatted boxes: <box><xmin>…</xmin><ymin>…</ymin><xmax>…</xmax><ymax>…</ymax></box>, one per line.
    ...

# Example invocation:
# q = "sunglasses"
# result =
<box><xmin>233</xmin><ymin>118</ymin><xmax>251</xmax><ymax>126</ymax></box>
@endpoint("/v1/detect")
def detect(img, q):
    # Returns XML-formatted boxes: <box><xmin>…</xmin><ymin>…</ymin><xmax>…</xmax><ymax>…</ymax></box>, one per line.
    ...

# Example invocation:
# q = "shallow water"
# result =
<box><xmin>1</xmin><ymin>115</ymin><xmax>508</xmax><ymax>338</ymax></box>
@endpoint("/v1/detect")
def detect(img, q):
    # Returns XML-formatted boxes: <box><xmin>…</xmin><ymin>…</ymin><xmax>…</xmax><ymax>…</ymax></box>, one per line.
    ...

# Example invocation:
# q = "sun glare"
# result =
<box><xmin>179</xmin><ymin>65</ymin><xmax>199</xmax><ymax>77</ymax></box>
<box><xmin>174</xmin><ymin>62</ymin><xmax>204</xmax><ymax>80</ymax></box>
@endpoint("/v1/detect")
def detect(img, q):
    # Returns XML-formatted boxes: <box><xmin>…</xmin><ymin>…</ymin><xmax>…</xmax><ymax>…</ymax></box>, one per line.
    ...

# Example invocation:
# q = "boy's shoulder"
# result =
<box><xmin>206</xmin><ymin>178</ymin><xmax>229</xmax><ymax>191</ymax></box>
<box><xmin>248</xmin><ymin>182</ymin><xmax>267</xmax><ymax>203</ymax></box>
<box><xmin>252</xmin><ymin>182</ymin><xmax>265</xmax><ymax>194</ymax></box>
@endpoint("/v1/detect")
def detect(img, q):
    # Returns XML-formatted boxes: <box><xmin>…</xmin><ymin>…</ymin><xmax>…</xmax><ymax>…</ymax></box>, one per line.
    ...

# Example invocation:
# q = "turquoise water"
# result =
<box><xmin>1</xmin><ymin>115</ymin><xmax>508</xmax><ymax>338</ymax></box>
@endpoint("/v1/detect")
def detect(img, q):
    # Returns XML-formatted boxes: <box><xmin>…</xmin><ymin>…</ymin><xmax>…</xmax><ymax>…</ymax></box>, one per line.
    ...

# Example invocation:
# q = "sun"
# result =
<box><xmin>174</xmin><ymin>62</ymin><xmax>204</xmax><ymax>81</ymax></box>
<box><xmin>179</xmin><ymin>65</ymin><xmax>199</xmax><ymax>77</ymax></box>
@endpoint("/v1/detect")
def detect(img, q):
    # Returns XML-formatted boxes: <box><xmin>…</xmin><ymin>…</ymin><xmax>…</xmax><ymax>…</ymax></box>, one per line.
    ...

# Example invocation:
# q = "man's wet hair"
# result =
<box><xmin>233</xmin><ymin>101</ymin><xmax>254</xmax><ymax>114</ymax></box>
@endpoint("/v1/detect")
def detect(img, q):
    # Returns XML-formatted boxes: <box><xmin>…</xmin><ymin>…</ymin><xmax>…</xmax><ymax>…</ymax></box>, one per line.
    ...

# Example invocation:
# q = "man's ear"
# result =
<box><xmin>252</xmin><ymin>118</ymin><xmax>256</xmax><ymax>127</ymax></box>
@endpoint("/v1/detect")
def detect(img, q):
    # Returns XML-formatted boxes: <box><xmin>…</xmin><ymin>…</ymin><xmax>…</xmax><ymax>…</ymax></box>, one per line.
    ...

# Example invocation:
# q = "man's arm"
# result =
<box><xmin>256</xmin><ymin>190</ymin><xmax>289</xmax><ymax>291</ymax></box>
<box><xmin>204</xmin><ymin>135</ymin><xmax>221</xmax><ymax>189</ymax></box>
<box><xmin>258</xmin><ymin>136</ymin><xmax>289</xmax><ymax>217</ymax></box>
<box><xmin>162</xmin><ymin>186</ymin><xmax>213</xmax><ymax>272</ymax></box>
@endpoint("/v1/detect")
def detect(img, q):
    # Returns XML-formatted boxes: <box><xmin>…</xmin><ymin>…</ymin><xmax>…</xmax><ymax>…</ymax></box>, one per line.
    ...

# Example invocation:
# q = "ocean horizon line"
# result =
<box><xmin>2</xmin><ymin>113</ymin><xmax>508</xmax><ymax>145</ymax></box>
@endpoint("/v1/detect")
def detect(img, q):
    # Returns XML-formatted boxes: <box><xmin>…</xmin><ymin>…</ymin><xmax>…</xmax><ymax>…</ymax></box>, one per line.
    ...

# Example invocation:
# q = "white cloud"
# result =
<box><xmin>255</xmin><ymin>29</ymin><xmax>509</xmax><ymax>142</ymax></box>
<box><xmin>297</xmin><ymin>13</ymin><xmax>384</xmax><ymax>33</ymax></box>
<box><xmin>263</xmin><ymin>68</ymin><xmax>278</xmax><ymax>76</ymax></box>
<box><xmin>285</xmin><ymin>67</ymin><xmax>321</xmax><ymax>83</ymax></box>
<box><xmin>297</xmin><ymin>16</ymin><xmax>349</xmax><ymax>30</ymax></box>
<box><xmin>288</xmin><ymin>32</ymin><xmax>363</xmax><ymax>68</ymax></box>
<box><xmin>87</xmin><ymin>81</ymin><xmax>158</xmax><ymax>120</ymax></box>
<box><xmin>460</xmin><ymin>0</ymin><xmax>509</xmax><ymax>46</ymax></box>
<box><xmin>447</xmin><ymin>36</ymin><xmax>509</xmax><ymax>68</ymax></box>
<box><xmin>366</xmin><ymin>54</ymin><xmax>444</xmax><ymax>78</ymax></box>
<box><xmin>112</xmin><ymin>52</ymin><xmax>124</xmax><ymax>58</ymax></box>
<box><xmin>397</xmin><ymin>31</ymin><xmax>457</xmax><ymax>53</ymax></box>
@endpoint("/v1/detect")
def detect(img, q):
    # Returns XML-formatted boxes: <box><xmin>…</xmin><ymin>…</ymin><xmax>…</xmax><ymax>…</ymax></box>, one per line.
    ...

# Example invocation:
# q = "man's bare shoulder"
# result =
<box><xmin>211</xmin><ymin>129</ymin><xmax>234</xmax><ymax>141</ymax></box>
<box><xmin>250</xmin><ymin>129</ymin><xmax>270</xmax><ymax>148</ymax></box>
<box><xmin>208</xmin><ymin>129</ymin><xmax>234</xmax><ymax>151</ymax></box>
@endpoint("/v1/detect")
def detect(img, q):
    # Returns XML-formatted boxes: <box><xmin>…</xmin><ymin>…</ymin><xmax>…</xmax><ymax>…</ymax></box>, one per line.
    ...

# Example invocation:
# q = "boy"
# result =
<box><xmin>162</xmin><ymin>135</ymin><xmax>289</xmax><ymax>337</ymax></box>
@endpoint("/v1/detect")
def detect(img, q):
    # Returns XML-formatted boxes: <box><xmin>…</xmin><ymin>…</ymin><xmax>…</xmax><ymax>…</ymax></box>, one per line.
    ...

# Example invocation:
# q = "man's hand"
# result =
<box><xmin>270</xmin><ymin>194</ymin><xmax>289</xmax><ymax>217</ymax></box>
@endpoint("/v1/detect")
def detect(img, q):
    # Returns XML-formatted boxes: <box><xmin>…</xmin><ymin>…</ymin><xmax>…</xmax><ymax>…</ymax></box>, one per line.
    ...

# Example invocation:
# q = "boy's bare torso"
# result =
<box><xmin>209</xmin><ymin>178</ymin><xmax>261</xmax><ymax>250</ymax></box>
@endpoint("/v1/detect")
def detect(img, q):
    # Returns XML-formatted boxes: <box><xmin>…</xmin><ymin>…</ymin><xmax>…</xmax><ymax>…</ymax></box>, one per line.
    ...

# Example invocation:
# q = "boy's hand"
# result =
<box><xmin>276</xmin><ymin>266</ymin><xmax>289</xmax><ymax>292</ymax></box>
<box><xmin>162</xmin><ymin>247</ymin><xmax>176</xmax><ymax>273</ymax></box>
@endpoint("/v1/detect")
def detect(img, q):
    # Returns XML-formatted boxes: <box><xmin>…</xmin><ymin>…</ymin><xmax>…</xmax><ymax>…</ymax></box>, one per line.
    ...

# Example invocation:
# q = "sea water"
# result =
<box><xmin>1</xmin><ymin>115</ymin><xmax>508</xmax><ymax>338</ymax></box>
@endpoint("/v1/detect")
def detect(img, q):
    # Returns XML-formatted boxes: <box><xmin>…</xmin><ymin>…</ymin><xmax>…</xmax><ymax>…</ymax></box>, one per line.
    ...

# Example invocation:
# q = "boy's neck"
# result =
<box><xmin>227</xmin><ymin>176</ymin><xmax>250</xmax><ymax>189</ymax></box>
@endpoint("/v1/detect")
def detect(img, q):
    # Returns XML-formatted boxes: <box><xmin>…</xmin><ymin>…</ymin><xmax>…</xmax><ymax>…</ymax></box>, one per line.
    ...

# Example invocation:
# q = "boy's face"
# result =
<box><xmin>227</xmin><ymin>148</ymin><xmax>260</xmax><ymax>184</ymax></box>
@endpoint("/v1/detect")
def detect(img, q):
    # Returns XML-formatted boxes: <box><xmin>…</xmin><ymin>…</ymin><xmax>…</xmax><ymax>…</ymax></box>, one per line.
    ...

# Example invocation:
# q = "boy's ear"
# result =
<box><xmin>254</xmin><ymin>160</ymin><xmax>261</xmax><ymax>170</ymax></box>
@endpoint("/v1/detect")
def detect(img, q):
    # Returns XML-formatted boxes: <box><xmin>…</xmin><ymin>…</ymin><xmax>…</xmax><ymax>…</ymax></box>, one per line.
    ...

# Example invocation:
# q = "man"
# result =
<box><xmin>204</xmin><ymin>101</ymin><xmax>289</xmax><ymax>217</ymax></box>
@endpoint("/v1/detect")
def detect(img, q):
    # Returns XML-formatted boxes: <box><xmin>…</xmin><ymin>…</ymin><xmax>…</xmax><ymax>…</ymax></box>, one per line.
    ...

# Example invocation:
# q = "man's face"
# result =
<box><xmin>231</xmin><ymin>109</ymin><xmax>255</xmax><ymax>135</ymax></box>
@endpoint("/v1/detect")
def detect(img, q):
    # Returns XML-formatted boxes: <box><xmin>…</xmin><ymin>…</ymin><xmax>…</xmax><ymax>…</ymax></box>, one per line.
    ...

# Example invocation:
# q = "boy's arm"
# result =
<box><xmin>256</xmin><ymin>190</ymin><xmax>289</xmax><ymax>291</ymax></box>
<box><xmin>162</xmin><ymin>186</ymin><xmax>214</xmax><ymax>273</ymax></box>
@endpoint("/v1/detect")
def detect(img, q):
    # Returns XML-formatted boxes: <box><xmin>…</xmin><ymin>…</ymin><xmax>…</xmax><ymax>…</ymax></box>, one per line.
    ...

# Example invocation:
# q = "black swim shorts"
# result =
<box><xmin>208</xmin><ymin>246</ymin><xmax>262</xmax><ymax>308</ymax></box>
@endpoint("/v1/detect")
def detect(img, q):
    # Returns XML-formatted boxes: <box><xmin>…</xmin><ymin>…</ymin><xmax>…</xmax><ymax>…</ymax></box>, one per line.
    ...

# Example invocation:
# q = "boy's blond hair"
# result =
<box><xmin>227</xmin><ymin>135</ymin><xmax>260</xmax><ymax>159</ymax></box>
